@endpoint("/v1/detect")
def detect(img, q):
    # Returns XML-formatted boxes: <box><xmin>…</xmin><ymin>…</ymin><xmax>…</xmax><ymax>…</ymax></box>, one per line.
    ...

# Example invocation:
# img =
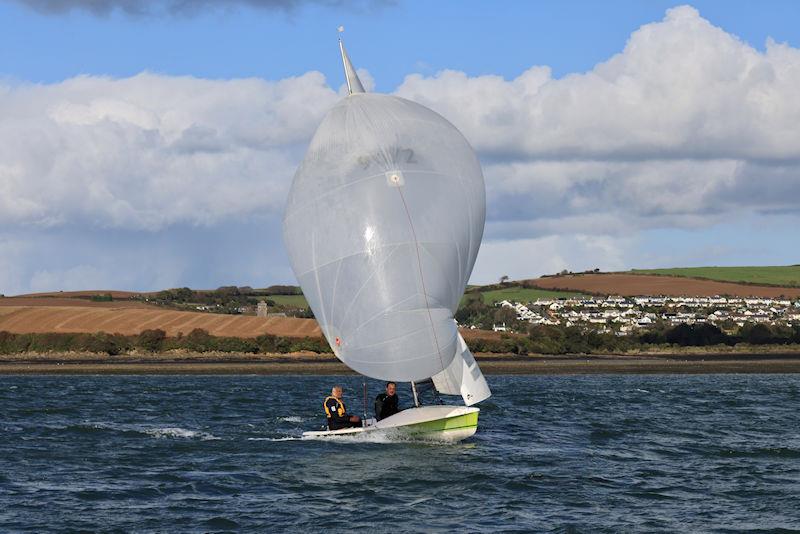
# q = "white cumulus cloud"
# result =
<box><xmin>396</xmin><ymin>5</ymin><xmax>800</xmax><ymax>239</ymax></box>
<box><xmin>2</xmin><ymin>5</ymin><xmax>799</xmax><ymax>292</ymax></box>
<box><xmin>0</xmin><ymin>71</ymin><xmax>339</xmax><ymax>230</ymax></box>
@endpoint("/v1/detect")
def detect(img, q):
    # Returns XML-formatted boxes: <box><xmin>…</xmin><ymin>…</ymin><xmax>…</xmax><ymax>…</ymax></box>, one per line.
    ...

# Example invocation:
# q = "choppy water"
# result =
<box><xmin>2</xmin><ymin>375</ymin><xmax>800</xmax><ymax>532</ymax></box>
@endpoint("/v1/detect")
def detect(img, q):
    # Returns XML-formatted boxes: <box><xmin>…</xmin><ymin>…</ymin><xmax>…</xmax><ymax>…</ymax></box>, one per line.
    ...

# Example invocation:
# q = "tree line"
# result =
<box><xmin>0</xmin><ymin>329</ymin><xmax>331</xmax><ymax>356</ymax></box>
<box><xmin>468</xmin><ymin>322</ymin><xmax>800</xmax><ymax>355</ymax></box>
<box><xmin>2</xmin><ymin>321</ymin><xmax>798</xmax><ymax>357</ymax></box>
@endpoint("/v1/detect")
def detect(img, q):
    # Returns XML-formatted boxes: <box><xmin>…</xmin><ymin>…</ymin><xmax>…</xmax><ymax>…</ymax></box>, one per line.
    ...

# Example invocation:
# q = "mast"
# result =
<box><xmin>337</xmin><ymin>26</ymin><xmax>365</xmax><ymax>95</ymax></box>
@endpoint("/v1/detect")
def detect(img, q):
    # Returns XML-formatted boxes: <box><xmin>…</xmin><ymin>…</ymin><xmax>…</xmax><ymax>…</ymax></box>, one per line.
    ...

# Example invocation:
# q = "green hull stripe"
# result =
<box><xmin>402</xmin><ymin>411</ymin><xmax>479</xmax><ymax>434</ymax></box>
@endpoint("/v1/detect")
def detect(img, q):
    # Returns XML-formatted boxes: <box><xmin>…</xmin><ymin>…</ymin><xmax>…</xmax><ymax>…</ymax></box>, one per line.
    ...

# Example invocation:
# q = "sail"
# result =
<box><xmin>283</xmin><ymin>41</ymin><xmax>488</xmax><ymax>391</ymax></box>
<box><xmin>431</xmin><ymin>331</ymin><xmax>492</xmax><ymax>406</ymax></box>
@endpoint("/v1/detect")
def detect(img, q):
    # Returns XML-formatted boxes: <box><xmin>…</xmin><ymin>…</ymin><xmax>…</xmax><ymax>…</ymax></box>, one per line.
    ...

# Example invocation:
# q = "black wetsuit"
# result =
<box><xmin>374</xmin><ymin>393</ymin><xmax>399</xmax><ymax>421</ymax></box>
<box><xmin>324</xmin><ymin>396</ymin><xmax>359</xmax><ymax>430</ymax></box>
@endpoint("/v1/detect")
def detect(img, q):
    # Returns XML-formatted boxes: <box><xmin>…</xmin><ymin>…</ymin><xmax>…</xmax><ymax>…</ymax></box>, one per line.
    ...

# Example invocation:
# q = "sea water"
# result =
<box><xmin>1</xmin><ymin>375</ymin><xmax>799</xmax><ymax>532</ymax></box>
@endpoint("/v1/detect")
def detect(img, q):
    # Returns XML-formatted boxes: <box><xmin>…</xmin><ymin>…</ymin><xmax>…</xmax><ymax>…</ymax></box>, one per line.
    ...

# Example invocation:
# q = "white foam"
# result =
<box><xmin>144</xmin><ymin>427</ymin><xmax>220</xmax><ymax>440</ymax></box>
<box><xmin>59</xmin><ymin>421</ymin><xmax>220</xmax><ymax>441</ymax></box>
<box><xmin>300</xmin><ymin>428</ymin><xmax>440</xmax><ymax>444</ymax></box>
<box><xmin>247</xmin><ymin>436</ymin><xmax>303</xmax><ymax>441</ymax></box>
<box><xmin>406</xmin><ymin>496</ymin><xmax>434</xmax><ymax>506</ymax></box>
<box><xmin>278</xmin><ymin>416</ymin><xmax>305</xmax><ymax>423</ymax></box>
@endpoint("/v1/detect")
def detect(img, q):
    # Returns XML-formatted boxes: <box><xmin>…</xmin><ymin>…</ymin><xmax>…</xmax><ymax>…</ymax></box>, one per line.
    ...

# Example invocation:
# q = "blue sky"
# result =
<box><xmin>3</xmin><ymin>1</ymin><xmax>799</xmax><ymax>86</ymax></box>
<box><xmin>1</xmin><ymin>0</ymin><xmax>799</xmax><ymax>293</ymax></box>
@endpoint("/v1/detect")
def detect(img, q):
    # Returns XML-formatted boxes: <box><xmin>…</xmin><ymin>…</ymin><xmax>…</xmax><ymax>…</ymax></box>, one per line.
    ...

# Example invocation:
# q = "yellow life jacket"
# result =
<box><xmin>324</xmin><ymin>396</ymin><xmax>345</xmax><ymax>419</ymax></box>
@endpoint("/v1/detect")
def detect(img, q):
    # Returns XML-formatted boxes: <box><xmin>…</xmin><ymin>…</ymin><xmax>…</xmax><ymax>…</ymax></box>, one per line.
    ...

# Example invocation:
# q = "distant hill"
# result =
<box><xmin>463</xmin><ymin>285</ymin><xmax>584</xmax><ymax>305</ymax></box>
<box><xmin>630</xmin><ymin>266</ymin><xmax>800</xmax><ymax>288</ymax></box>
<box><xmin>0</xmin><ymin>294</ymin><xmax>508</xmax><ymax>343</ymax></box>
<box><xmin>14</xmin><ymin>290</ymin><xmax>150</xmax><ymax>299</ymax></box>
<box><xmin>529</xmin><ymin>272</ymin><xmax>800</xmax><ymax>298</ymax></box>
<box><xmin>6</xmin><ymin>265</ymin><xmax>798</xmax><ymax>339</ymax></box>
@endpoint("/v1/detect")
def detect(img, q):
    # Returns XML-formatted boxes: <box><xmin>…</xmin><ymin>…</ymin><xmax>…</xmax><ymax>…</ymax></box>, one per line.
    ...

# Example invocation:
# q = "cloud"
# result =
<box><xmin>2</xmin><ymin>5</ymin><xmax>800</xmax><ymax>292</ymax></box>
<box><xmin>395</xmin><ymin>5</ymin><xmax>800</xmax><ymax>237</ymax></box>
<box><xmin>472</xmin><ymin>234</ymin><xmax>632</xmax><ymax>284</ymax></box>
<box><xmin>8</xmin><ymin>0</ymin><xmax>391</xmax><ymax>16</ymax></box>
<box><xmin>0</xmin><ymin>71</ymin><xmax>339</xmax><ymax>230</ymax></box>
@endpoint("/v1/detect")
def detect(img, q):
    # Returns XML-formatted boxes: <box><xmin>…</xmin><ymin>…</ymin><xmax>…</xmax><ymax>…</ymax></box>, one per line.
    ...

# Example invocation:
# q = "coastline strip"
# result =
<box><xmin>3</xmin><ymin>356</ymin><xmax>800</xmax><ymax>375</ymax></box>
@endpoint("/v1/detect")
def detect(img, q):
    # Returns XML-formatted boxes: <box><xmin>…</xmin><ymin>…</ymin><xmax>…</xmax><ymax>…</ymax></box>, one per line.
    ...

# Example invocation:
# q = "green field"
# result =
<box><xmin>267</xmin><ymin>287</ymin><xmax>580</xmax><ymax>309</ymax></box>
<box><xmin>266</xmin><ymin>294</ymin><xmax>309</xmax><ymax>308</ymax></box>
<box><xmin>630</xmin><ymin>266</ymin><xmax>800</xmax><ymax>287</ymax></box>
<box><xmin>464</xmin><ymin>286</ymin><xmax>585</xmax><ymax>305</ymax></box>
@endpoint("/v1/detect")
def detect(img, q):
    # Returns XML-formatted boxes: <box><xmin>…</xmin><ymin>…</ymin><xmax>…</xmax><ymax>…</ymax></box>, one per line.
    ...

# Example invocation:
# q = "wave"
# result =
<box><xmin>144</xmin><ymin>427</ymin><xmax>219</xmax><ymax>440</ymax></box>
<box><xmin>247</xmin><ymin>436</ymin><xmax>303</xmax><ymax>442</ymax></box>
<box><xmin>53</xmin><ymin>422</ymin><xmax>220</xmax><ymax>441</ymax></box>
<box><xmin>278</xmin><ymin>416</ymin><xmax>305</xmax><ymax>423</ymax></box>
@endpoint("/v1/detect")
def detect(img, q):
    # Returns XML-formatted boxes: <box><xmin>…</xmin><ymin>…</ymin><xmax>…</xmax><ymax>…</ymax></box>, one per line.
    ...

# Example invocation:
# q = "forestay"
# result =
<box><xmin>282</xmin><ymin>39</ymin><xmax>491</xmax><ymax>404</ymax></box>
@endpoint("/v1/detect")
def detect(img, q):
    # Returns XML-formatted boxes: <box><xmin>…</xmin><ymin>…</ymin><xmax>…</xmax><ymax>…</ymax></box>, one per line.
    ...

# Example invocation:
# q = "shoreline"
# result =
<box><xmin>2</xmin><ymin>352</ymin><xmax>800</xmax><ymax>375</ymax></box>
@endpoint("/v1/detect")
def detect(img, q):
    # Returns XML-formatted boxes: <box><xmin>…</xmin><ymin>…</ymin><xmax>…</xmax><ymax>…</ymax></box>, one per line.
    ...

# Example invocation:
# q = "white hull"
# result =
<box><xmin>302</xmin><ymin>405</ymin><xmax>480</xmax><ymax>443</ymax></box>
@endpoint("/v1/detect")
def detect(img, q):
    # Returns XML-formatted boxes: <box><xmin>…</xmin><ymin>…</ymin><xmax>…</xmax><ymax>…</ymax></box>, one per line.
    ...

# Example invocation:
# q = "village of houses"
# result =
<box><xmin>489</xmin><ymin>295</ymin><xmax>800</xmax><ymax>335</ymax></box>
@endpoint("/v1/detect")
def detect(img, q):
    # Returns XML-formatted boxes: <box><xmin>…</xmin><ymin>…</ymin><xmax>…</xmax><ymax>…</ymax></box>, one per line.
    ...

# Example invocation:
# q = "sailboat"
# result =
<box><xmin>283</xmin><ymin>33</ymin><xmax>491</xmax><ymax>443</ymax></box>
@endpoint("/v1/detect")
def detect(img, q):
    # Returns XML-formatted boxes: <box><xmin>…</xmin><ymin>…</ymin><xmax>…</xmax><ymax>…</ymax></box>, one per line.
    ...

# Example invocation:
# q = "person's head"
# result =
<box><xmin>386</xmin><ymin>382</ymin><xmax>396</xmax><ymax>396</ymax></box>
<box><xmin>331</xmin><ymin>385</ymin><xmax>343</xmax><ymax>399</ymax></box>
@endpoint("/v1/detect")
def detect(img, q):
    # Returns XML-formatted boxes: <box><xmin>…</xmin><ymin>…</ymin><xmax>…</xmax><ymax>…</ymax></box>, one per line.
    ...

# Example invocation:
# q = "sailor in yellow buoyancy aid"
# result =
<box><xmin>324</xmin><ymin>386</ymin><xmax>362</xmax><ymax>430</ymax></box>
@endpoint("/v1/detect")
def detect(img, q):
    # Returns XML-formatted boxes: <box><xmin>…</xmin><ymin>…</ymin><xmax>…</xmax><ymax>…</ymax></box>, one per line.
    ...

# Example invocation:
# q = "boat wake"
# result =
<box><xmin>301</xmin><ymin>428</ymin><xmax>464</xmax><ymax>445</ymax></box>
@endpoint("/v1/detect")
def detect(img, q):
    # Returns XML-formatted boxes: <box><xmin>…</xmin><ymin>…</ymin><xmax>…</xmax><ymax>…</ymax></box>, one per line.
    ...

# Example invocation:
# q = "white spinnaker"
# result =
<box><xmin>283</xmin><ymin>43</ymin><xmax>490</xmax><ymax>400</ymax></box>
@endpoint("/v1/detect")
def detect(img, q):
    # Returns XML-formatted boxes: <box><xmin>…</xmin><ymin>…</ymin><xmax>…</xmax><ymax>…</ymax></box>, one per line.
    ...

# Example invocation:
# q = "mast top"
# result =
<box><xmin>337</xmin><ymin>27</ymin><xmax>365</xmax><ymax>95</ymax></box>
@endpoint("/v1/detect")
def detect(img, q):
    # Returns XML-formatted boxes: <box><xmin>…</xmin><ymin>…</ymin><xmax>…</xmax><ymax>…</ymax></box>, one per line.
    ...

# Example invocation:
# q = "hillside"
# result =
<box><xmin>0</xmin><ymin>301</ymin><xmax>320</xmax><ymax>338</ymax></box>
<box><xmin>13</xmin><ymin>290</ymin><xmax>151</xmax><ymax>299</ymax></box>
<box><xmin>630</xmin><ymin>266</ymin><xmax>800</xmax><ymax>287</ymax></box>
<box><xmin>5</xmin><ymin>266</ymin><xmax>799</xmax><ymax>341</ymax></box>
<box><xmin>529</xmin><ymin>273</ymin><xmax>800</xmax><ymax>298</ymax></box>
<box><xmin>463</xmin><ymin>286</ymin><xmax>585</xmax><ymax>305</ymax></box>
<box><xmin>0</xmin><ymin>296</ymin><xmax>511</xmax><ymax>343</ymax></box>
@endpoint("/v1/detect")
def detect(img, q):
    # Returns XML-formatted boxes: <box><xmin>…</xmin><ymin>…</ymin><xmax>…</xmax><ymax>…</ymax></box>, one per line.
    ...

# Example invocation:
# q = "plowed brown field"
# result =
<box><xmin>0</xmin><ymin>297</ymin><xmax>321</xmax><ymax>337</ymax></box>
<box><xmin>0</xmin><ymin>297</ymin><xmax>510</xmax><ymax>342</ymax></box>
<box><xmin>530</xmin><ymin>274</ymin><xmax>800</xmax><ymax>298</ymax></box>
<box><xmin>0</xmin><ymin>305</ymin><xmax>321</xmax><ymax>338</ymax></box>
<box><xmin>0</xmin><ymin>298</ymin><xmax>149</xmax><ymax>308</ymax></box>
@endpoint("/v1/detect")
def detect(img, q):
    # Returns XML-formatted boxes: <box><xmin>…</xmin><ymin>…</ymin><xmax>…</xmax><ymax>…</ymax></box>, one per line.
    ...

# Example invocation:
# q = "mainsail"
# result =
<box><xmin>282</xmin><ymin>37</ymin><xmax>491</xmax><ymax>405</ymax></box>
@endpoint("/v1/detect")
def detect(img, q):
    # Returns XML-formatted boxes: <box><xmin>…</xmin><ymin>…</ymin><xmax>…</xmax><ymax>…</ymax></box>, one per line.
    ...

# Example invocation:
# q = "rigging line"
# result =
<box><xmin>310</xmin><ymin>228</ymin><xmax>332</xmax><ymax>344</ymax></box>
<box><xmin>395</xmin><ymin>185</ymin><xmax>454</xmax><ymax>393</ymax></box>
<box><xmin>329</xmin><ymin>259</ymin><xmax>343</xmax><ymax>330</ymax></box>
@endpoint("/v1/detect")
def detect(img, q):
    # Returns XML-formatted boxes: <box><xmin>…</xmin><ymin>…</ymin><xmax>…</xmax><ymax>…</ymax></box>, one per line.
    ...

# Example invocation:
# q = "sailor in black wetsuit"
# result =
<box><xmin>374</xmin><ymin>381</ymin><xmax>400</xmax><ymax>421</ymax></box>
<box><xmin>324</xmin><ymin>386</ymin><xmax>362</xmax><ymax>430</ymax></box>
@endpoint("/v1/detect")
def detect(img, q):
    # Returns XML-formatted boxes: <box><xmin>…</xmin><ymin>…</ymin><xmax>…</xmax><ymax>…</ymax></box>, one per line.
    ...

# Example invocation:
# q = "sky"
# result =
<box><xmin>1</xmin><ymin>0</ymin><xmax>799</xmax><ymax>294</ymax></box>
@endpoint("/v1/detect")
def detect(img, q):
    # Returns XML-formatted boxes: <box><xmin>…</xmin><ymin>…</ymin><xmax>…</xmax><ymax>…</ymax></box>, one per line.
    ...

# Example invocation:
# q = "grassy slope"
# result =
<box><xmin>466</xmin><ymin>286</ymin><xmax>585</xmax><ymax>305</ymax></box>
<box><xmin>630</xmin><ymin>266</ymin><xmax>800</xmax><ymax>287</ymax></box>
<box><xmin>269</xmin><ymin>286</ymin><xmax>580</xmax><ymax>310</ymax></box>
<box><xmin>266</xmin><ymin>294</ymin><xmax>309</xmax><ymax>308</ymax></box>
